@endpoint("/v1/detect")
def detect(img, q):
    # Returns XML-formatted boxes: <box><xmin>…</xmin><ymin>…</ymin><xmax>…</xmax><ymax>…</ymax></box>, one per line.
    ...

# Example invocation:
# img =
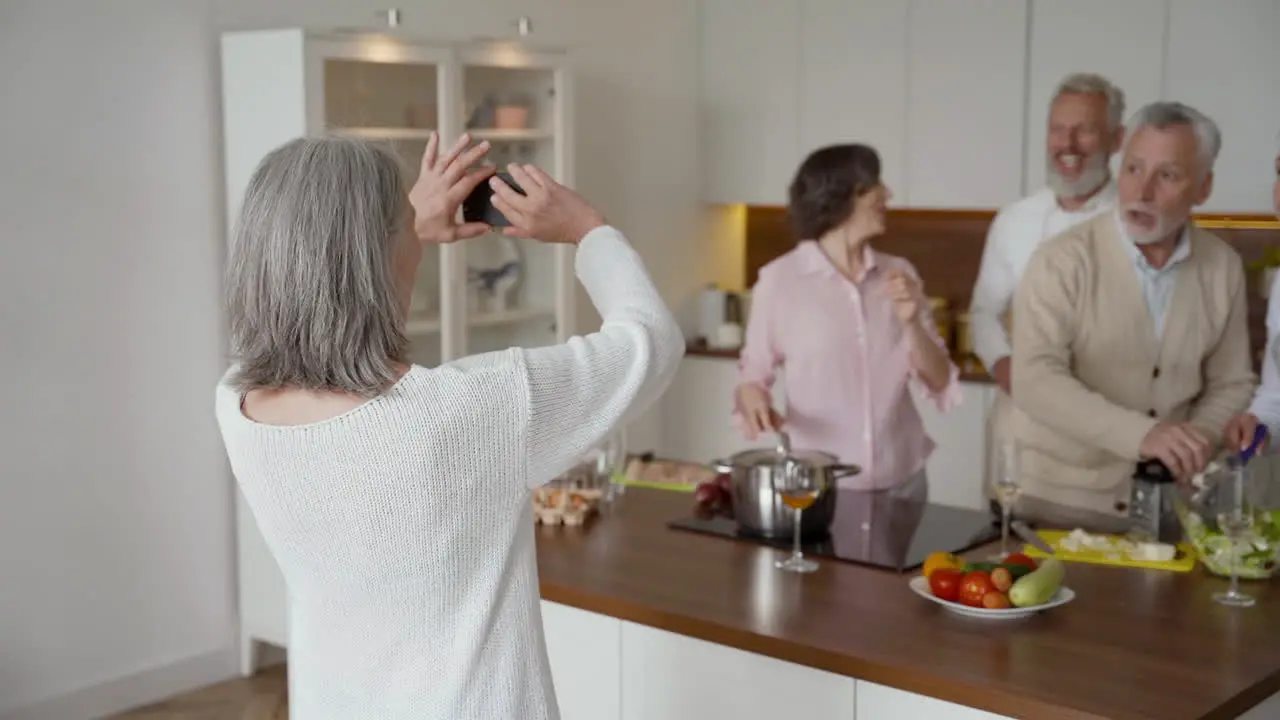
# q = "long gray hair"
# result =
<box><xmin>224</xmin><ymin>136</ymin><xmax>410</xmax><ymax>397</ymax></box>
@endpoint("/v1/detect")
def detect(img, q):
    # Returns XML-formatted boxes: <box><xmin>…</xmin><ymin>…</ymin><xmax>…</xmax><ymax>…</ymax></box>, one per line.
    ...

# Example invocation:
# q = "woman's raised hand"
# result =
<box><xmin>410</xmin><ymin>132</ymin><xmax>496</xmax><ymax>245</ymax></box>
<box><xmin>489</xmin><ymin>163</ymin><xmax>605</xmax><ymax>245</ymax></box>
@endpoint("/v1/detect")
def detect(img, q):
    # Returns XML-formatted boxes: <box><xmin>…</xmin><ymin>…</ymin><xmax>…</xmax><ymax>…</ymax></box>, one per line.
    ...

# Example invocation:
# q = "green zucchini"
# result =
<box><xmin>1008</xmin><ymin>558</ymin><xmax>1066</xmax><ymax>607</ymax></box>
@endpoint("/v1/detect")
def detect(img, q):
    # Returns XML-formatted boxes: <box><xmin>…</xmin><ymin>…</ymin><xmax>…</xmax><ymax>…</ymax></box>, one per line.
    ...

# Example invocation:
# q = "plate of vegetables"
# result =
<box><xmin>910</xmin><ymin>552</ymin><xmax>1073</xmax><ymax>620</ymax></box>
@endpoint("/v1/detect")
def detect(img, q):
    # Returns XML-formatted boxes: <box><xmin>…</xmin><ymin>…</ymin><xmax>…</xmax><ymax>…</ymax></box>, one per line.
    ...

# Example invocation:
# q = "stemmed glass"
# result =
<box><xmin>1214</xmin><ymin>465</ymin><xmax>1257</xmax><ymax>608</ymax></box>
<box><xmin>990</xmin><ymin>439</ymin><xmax>1021</xmax><ymax>560</ymax></box>
<box><xmin>772</xmin><ymin>457</ymin><xmax>825</xmax><ymax>574</ymax></box>
<box><xmin>597</xmin><ymin>428</ymin><xmax>628</xmax><ymax>504</ymax></box>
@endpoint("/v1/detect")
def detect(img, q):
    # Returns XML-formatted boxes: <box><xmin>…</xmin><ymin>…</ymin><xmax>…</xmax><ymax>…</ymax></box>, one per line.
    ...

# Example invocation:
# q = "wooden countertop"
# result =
<box><xmin>536</xmin><ymin>488</ymin><xmax>1280</xmax><ymax>720</ymax></box>
<box><xmin>685</xmin><ymin>343</ymin><xmax>996</xmax><ymax>384</ymax></box>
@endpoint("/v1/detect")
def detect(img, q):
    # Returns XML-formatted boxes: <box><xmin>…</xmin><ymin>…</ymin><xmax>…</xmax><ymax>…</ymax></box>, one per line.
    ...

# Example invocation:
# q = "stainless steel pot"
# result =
<box><xmin>711</xmin><ymin>435</ymin><xmax>860</xmax><ymax>540</ymax></box>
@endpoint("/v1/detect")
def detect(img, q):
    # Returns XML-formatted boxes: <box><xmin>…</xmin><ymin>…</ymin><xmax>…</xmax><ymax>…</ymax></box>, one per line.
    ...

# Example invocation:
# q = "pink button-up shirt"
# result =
<box><xmin>736</xmin><ymin>241</ymin><xmax>962</xmax><ymax>490</ymax></box>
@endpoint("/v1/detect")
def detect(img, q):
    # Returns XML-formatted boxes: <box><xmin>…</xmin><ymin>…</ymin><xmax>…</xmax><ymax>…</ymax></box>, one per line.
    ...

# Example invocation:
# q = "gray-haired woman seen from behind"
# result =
<box><xmin>214</xmin><ymin>132</ymin><xmax>684</xmax><ymax>720</ymax></box>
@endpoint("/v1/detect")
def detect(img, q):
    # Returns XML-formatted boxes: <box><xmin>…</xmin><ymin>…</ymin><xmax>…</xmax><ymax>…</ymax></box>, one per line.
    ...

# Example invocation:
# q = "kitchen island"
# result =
<box><xmin>536</xmin><ymin>487</ymin><xmax>1280</xmax><ymax>720</ymax></box>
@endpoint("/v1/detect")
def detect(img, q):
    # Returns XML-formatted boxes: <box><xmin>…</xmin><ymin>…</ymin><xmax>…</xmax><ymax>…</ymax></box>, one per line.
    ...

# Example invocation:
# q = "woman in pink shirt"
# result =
<box><xmin>735</xmin><ymin>144</ymin><xmax>961</xmax><ymax>499</ymax></box>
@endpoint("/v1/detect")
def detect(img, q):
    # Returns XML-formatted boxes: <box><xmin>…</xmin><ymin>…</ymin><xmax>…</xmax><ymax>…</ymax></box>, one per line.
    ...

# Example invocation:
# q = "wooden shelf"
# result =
<box><xmin>330</xmin><ymin>127</ymin><xmax>552</xmax><ymax>142</ymax></box>
<box><xmin>332</xmin><ymin>127</ymin><xmax>435</xmax><ymax>141</ymax></box>
<box><xmin>468</xmin><ymin>128</ymin><xmax>553</xmax><ymax>141</ymax></box>
<box><xmin>405</xmin><ymin>306</ymin><xmax>555</xmax><ymax>336</ymax></box>
<box><xmin>470</xmin><ymin>306</ymin><xmax>555</xmax><ymax>327</ymax></box>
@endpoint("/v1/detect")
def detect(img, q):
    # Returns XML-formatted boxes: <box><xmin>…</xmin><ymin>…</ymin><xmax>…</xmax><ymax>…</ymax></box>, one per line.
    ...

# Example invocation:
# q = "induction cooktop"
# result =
<box><xmin>668</xmin><ymin>489</ymin><xmax>1000</xmax><ymax>573</ymax></box>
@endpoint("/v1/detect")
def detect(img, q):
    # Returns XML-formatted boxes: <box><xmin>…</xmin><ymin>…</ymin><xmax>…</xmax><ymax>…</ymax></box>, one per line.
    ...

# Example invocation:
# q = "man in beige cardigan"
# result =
<box><xmin>1009</xmin><ymin>101</ymin><xmax>1256</xmax><ymax>531</ymax></box>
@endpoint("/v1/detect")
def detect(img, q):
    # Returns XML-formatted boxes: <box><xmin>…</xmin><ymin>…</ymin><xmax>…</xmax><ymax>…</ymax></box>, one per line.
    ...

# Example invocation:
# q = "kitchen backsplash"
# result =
<box><xmin>702</xmin><ymin>205</ymin><xmax>1280</xmax><ymax>372</ymax></box>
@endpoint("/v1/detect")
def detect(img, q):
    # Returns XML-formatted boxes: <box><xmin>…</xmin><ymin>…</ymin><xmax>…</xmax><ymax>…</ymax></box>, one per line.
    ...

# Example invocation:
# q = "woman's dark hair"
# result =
<box><xmin>786</xmin><ymin>144</ymin><xmax>882</xmax><ymax>240</ymax></box>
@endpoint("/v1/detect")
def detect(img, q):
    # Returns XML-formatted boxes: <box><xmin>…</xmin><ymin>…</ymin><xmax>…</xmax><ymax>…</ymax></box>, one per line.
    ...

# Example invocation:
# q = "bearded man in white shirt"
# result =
<box><xmin>969</xmin><ymin>72</ymin><xmax>1127</xmax><ymax>499</ymax></box>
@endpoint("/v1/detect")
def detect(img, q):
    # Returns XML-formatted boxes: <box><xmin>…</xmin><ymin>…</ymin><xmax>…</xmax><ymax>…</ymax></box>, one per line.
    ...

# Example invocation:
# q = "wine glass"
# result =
<box><xmin>773</xmin><ymin>460</ymin><xmax>824</xmax><ymax>573</ymax></box>
<box><xmin>989</xmin><ymin>439</ymin><xmax>1021</xmax><ymax>560</ymax></box>
<box><xmin>596</xmin><ymin>428</ymin><xmax>628</xmax><ymax>504</ymax></box>
<box><xmin>1213</xmin><ymin>465</ymin><xmax>1257</xmax><ymax>608</ymax></box>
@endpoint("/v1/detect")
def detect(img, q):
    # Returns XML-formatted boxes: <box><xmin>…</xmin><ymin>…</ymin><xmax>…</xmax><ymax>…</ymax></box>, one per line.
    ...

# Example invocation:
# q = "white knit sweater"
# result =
<box><xmin>215</xmin><ymin>226</ymin><xmax>684</xmax><ymax>719</ymax></box>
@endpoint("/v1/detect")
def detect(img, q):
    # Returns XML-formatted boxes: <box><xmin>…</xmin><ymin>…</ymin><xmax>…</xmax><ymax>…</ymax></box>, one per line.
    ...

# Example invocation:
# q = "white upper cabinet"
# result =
<box><xmin>699</xmin><ymin>0</ymin><xmax>800</xmax><ymax>205</ymax></box>
<box><xmin>697</xmin><ymin>0</ymin><xmax>1275</xmax><ymax>212</ymax></box>
<box><xmin>1023</xmin><ymin>0</ymin><xmax>1168</xmax><ymax>193</ymax></box>
<box><xmin>799</xmin><ymin>0</ymin><xmax>909</xmax><ymax>196</ymax></box>
<box><xmin>1164</xmin><ymin>0</ymin><xmax>1280</xmax><ymax>213</ymax></box>
<box><xmin>904</xmin><ymin>0</ymin><xmax>1030</xmax><ymax>208</ymax></box>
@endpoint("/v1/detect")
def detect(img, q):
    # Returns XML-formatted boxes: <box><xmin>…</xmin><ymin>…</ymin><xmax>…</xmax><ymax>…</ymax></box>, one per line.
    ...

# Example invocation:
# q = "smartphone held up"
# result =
<box><xmin>462</xmin><ymin>170</ymin><xmax>525</xmax><ymax>228</ymax></box>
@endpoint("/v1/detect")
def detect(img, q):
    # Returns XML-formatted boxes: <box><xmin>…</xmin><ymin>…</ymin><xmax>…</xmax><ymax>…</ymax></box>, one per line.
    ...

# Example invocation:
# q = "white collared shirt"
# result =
<box><xmin>970</xmin><ymin>181</ymin><xmax>1117</xmax><ymax>371</ymax></box>
<box><xmin>1112</xmin><ymin>210</ymin><xmax>1192</xmax><ymax>340</ymax></box>
<box><xmin>1249</xmin><ymin>273</ymin><xmax>1280</xmax><ymax>431</ymax></box>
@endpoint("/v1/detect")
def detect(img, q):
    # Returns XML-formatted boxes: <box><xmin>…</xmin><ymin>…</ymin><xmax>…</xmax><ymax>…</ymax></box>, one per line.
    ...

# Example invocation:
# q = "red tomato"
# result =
<box><xmin>959</xmin><ymin>571</ymin><xmax>995</xmax><ymax>607</ymax></box>
<box><xmin>928</xmin><ymin>568</ymin><xmax>963</xmax><ymax>602</ymax></box>
<box><xmin>1003</xmin><ymin>553</ymin><xmax>1038</xmax><ymax>570</ymax></box>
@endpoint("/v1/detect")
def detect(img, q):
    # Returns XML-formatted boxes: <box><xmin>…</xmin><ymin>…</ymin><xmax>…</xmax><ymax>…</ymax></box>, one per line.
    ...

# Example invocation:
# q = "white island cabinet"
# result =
<box><xmin>540</xmin><ymin>602</ymin><xmax>621</xmax><ymax>720</ymax></box>
<box><xmin>539</xmin><ymin>600</ymin><xmax>1013</xmax><ymax>720</ymax></box>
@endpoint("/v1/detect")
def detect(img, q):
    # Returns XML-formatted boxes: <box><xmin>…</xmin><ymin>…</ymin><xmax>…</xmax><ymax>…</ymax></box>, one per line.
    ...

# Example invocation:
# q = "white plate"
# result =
<box><xmin>908</xmin><ymin>576</ymin><xmax>1075</xmax><ymax>620</ymax></box>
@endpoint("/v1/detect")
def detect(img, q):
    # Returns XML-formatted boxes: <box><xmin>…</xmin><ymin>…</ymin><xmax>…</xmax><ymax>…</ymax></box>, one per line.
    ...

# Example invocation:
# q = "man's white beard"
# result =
<box><xmin>1046</xmin><ymin>151</ymin><xmax>1110</xmax><ymax>200</ymax></box>
<box><xmin>1121</xmin><ymin>204</ymin><xmax>1183</xmax><ymax>245</ymax></box>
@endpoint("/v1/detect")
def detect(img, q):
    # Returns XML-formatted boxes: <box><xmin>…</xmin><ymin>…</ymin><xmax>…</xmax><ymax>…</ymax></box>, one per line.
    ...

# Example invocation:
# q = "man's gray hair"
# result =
<box><xmin>1126</xmin><ymin>101</ymin><xmax>1223</xmax><ymax>177</ymax></box>
<box><xmin>1052</xmin><ymin>72</ymin><xmax>1126</xmax><ymax>131</ymax></box>
<box><xmin>224</xmin><ymin>135</ymin><xmax>410</xmax><ymax>397</ymax></box>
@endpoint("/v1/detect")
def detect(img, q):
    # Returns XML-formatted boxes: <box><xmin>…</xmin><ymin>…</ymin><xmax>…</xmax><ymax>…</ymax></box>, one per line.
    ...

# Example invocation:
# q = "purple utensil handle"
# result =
<box><xmin>1240</xmin><ymin>423</ymin><xmax>1269</xmax><ymax>464</ymax></box>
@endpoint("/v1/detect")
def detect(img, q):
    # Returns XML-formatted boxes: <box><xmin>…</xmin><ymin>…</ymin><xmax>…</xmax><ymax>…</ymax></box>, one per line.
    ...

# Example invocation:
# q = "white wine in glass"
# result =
<box><xmin>1214</xmin><ymin>510</ymin><xmax>1256</xmax><ymax>607</ymax></box>
<box><xmin>1212</xmin><ymin>465</ymin><xmax>1257</xmax><ymax>608</ymax></box>
<box><xmin>990</xmin><ymin>440</ymin><xmax>1021</xmax><ymax>560</ymax></box>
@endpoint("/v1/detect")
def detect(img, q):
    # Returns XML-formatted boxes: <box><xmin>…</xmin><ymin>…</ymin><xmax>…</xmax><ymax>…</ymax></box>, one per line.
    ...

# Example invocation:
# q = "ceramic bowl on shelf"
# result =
<box><xmin>466</xmin><ymin>235</ymin><xmax>523</xmax><ymax>314</ymax></box>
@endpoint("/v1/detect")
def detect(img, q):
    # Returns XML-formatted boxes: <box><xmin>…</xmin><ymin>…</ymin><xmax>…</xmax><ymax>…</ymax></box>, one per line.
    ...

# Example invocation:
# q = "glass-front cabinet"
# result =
<box><xmin>220</xmin><ymin>29</ymin><xmax>575</xmax><ymax>369</ymax></box>
<box><xmin>456</xmin><ymin>47</ymin><xmax>574</xmax><ymax>357</ymax></box>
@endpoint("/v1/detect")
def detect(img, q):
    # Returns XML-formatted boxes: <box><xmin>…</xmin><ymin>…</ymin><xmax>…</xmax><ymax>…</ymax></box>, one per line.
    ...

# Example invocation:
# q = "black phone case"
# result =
<box><xmin>462</xmin><ymin>171</ymin><xmax>525</xmax><ymax>227</ymax></box>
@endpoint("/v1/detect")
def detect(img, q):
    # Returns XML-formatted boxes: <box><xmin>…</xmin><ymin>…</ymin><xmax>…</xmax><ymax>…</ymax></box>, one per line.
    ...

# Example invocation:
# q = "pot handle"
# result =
<box><xmin>830</xmin><ymin>463</ymin><xmax>861</xmax><ymax>479</ymax></box>
<box><xmin>709</xmin><ymin>460</ymin><xmax>735</xmax><ymax>475</ymax></box>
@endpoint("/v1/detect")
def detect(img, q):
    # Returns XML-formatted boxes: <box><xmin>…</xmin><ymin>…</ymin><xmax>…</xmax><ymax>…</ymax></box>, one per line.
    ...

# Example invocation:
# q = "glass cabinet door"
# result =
<box><xmin>310</xmin><ymin>39</ymin><xmax>457</xmax><ymax>368</ymax></box>
<box><xmin>455</xmin><ymin>51</ymin><xmax>571</xmax><ymax>358</ymax></box>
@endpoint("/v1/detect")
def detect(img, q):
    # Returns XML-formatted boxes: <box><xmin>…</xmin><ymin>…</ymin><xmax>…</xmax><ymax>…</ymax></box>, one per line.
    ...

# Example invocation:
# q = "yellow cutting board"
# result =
<box><xmin>616</xmin><ymin>476</ymin><xmax>697</xmax><ymax>492</ymax></box>
<box><xmin>1022</xmin><ymin>529</ymin><xmax>1198</xmax><ymax>572</ymax></box>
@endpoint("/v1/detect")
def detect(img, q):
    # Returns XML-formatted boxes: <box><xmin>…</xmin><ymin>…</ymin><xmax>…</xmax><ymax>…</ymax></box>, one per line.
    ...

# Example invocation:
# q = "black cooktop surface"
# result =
<box><xmin>668</xmin><ymin>489</ymin><xmax>1000</xmax><ymax>573</ymax></box>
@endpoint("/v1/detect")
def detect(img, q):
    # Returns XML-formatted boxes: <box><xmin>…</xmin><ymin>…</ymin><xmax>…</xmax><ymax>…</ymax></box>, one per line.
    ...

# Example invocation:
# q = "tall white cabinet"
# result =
<box><xmin>698</xmin><ymin>0</ymin><xmax>1030</xmax><ymax>209</ymax></box>
<box><xmin>219</xmin><ymin>28</ymin><xmax>576</xmax><ymax>674</ymax></box>
<box><xmin>1164</xmin><ymin>0</ymin><xmax>1280</xmax><ymax>214</ymax></box>
<box><xmin>902</xmin><ymin>0</ymin><xmax>1028</xmax><ymax>209</ymax></box>
<box><xmin>699</xmin><ymin>0</ymin><xmax>1278</xmax><ymax>211</ymax></box>
<box><xmin>1022</xmin><ymin>0</ymin><xmax>1168</xmax><ymax>193</ymax></box>
<box><xmin>799</xmin><ymin>0</ymin><xmax>909</xmax><ymax>199</ymax></box>
<box><xmin>698</xmin><ymin>0</ymin><xmax>800</xmax><ymax>206</ymax></box>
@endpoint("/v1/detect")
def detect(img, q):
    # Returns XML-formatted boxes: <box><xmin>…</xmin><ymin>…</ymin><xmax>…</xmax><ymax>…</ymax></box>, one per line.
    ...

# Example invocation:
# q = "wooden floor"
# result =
<box><xmin>109</xmin><ymin>666</ymin><xmax>287</xmax><ymax>719</ymax></box>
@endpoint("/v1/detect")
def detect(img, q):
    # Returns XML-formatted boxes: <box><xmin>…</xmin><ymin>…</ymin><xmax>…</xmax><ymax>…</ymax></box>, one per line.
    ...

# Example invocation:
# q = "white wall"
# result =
<box><xmin>0</xmin><ymin>1</ymin><xmax>701</xmax><ymax>718</ymax></box>
<box><xmin>0</xmin><ymin>2</ymin><xmax>236</xmax><ymax>719</ymax></box>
